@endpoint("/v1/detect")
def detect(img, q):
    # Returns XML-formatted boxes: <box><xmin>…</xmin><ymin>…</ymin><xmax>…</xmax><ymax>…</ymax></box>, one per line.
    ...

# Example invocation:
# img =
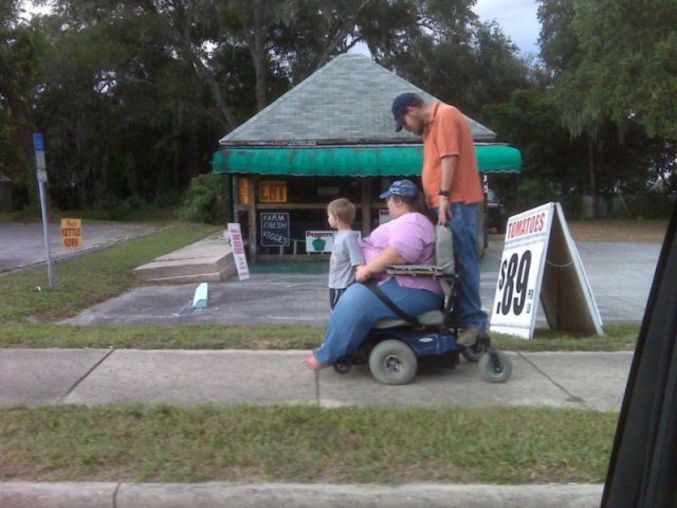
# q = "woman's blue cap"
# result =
<box><xmin>379</xmin><ymin>179</ymin><xmax>419</xmax><ymax>200</ymax></box>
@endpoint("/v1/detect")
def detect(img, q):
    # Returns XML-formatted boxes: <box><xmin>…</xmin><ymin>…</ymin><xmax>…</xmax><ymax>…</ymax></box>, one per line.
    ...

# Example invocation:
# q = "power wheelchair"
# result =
<box><xmin>333</xmin><ymin>225</ymin><xmax>512</xmax><ymax>385</ymax></box>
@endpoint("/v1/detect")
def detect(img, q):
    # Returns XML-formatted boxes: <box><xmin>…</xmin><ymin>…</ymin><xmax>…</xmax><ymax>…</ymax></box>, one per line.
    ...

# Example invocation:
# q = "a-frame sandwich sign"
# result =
<box><xmin>490</xmin><ymin>202</ymin><xmax>603</xmax><ymax>339</ymax></box>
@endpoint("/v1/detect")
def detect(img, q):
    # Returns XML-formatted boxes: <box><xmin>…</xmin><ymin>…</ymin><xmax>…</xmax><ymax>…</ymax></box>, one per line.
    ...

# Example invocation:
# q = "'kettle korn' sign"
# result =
<box><xmin>60</xmin><ymin>218</ymin><xmax>82</xmax><ymax>248</ymax></box>
<box><xmin>490</xmin><ymin>202</ymin><xmax>603</xmax><ymax>340</ymax></box>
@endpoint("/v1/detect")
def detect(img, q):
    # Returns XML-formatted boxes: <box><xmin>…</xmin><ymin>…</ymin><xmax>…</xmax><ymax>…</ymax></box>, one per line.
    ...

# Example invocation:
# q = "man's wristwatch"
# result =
<box><xmin>438</xmin><ymin>190</ymin><xmax>450</xmax><ymax>197</ymax></box>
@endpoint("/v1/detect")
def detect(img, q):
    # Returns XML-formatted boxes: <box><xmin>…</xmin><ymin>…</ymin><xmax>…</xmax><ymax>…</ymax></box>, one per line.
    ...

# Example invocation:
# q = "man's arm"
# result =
<box><xmin>438</xmin><ymin>155</ymin><xmax>457</xmax><ymax>225</ymax></box>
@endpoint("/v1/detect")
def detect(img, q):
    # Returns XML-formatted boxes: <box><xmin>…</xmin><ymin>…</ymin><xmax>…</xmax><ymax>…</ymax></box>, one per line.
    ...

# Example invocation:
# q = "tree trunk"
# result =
<box><xmin>587</xmin><ymin>136</ymin><xmax>599</xmax><ymax>219</ymax></box>
<box><xmin>0</xmin><ymin>81</ymin><xmax>37</xmax><ymax>206</ymax></box>
<box><xmin>251</xmin><ymin>2</ymin><xmax>267</xmax><ymax>111</ymax></box>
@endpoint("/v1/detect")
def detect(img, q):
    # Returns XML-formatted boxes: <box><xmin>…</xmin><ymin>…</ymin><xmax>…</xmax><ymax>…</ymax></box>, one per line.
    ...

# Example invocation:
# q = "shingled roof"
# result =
<box><xmin>219</xmin><ymin>54</ymin><xmax>496</xmax><ymax>146</ymax></box>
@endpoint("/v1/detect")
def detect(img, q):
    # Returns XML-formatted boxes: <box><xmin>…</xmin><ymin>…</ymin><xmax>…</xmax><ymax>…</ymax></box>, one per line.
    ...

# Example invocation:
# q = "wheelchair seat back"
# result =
<box><xmin>372</xmin><ymin>223</ymin><xmax>457</xmax><ymax>329</ymax></box>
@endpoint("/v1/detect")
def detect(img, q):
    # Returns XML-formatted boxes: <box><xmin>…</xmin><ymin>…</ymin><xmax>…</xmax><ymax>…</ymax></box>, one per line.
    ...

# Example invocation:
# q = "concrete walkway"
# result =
<box><xmin>0</xmin><ymin>481</ymin><xmax>605</xmax><ymax>508</ymax></box>
<box><xmin>0</xmin><ymin>349</ymin><xmax>632</xmax><ymax>411</ymax></box>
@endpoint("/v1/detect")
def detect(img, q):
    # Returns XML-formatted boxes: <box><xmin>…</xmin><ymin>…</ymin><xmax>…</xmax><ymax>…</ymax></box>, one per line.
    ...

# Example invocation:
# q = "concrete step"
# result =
<box><xmin>134</xmin><ymin>233</ymin><xmax>236</xmax><ymax>283</ymax></box>
<box><xmin>145</xmin><ymin>268</ymin><xmax>235</xmax><ymax>285</ymax></box>
<box><xmin>135</xmin><ymin>258</ymin><xmax>232</xmax><ymax>279</ymax></box>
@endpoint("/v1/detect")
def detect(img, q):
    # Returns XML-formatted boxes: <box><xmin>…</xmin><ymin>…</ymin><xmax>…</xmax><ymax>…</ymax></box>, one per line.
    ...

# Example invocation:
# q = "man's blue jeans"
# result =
<box><xmin>434</xmin><ymin>202</ymin><xmax>488</xmax><ymax>331</ymax></box>
<box><xmin>314</xmin><ymin>279</ymin><xmax>442</xmax><ymax>366</ymax></box>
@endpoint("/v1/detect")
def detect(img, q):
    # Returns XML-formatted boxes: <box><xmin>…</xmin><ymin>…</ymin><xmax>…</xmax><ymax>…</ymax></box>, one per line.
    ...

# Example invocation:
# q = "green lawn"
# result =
<box><xmin>0</xmin><ymin>321</ymin><xmax>638</xmax><ymax>351</ymax></box>
<box><xmin>0</xmin><ymin>404</ymin><xmax>617</xmax><ymax>484</ymax></box>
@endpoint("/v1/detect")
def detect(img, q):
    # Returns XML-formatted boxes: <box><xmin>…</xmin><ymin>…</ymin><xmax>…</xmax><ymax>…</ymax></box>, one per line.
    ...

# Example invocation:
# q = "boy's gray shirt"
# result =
<box><xmin>328</xmin><ymin>231</ymin><xmax>364</xmax><ymax>289</ymax></box>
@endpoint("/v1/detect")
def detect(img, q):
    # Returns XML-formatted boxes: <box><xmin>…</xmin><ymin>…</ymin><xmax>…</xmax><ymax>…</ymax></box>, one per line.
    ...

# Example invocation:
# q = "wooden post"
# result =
<box><xmin>361</xmin><ymin>177</ymin><xmax>371</xmax><ymax>236</ymax></box>
<box><xmin>247</xmin><ymin>175</ymin><xmax>257</xmax><ymax>261</ymax></box>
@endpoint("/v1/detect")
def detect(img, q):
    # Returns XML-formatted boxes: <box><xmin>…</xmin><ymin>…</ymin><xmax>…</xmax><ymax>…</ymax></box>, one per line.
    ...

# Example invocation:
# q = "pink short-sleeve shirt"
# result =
<box><xmin>361</xmin><ymin>212</ymin><xmax>442</xmax><ymax>295</ymax></box>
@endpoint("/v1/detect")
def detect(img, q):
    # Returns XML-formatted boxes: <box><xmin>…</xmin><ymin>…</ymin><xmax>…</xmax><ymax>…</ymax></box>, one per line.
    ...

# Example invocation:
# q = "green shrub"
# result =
<box><xmin>177</xmin><ymin>173</ymin><xmax>231</xmax><ymax>224</ymax></box>
<box><xmin>621</xmin><ymin>192</ymin><xmax>674</xmax><ymax>219</ymax></box>
<box><xmin>106</xmin><ymin>195</ymin><xmax>148</xmax><ymax>221</ymax></box>
<box><xmin>153</xmin><ymin>190</ymin><xmax>184</xmax><ymax>208</ymax></box>
<box><xmin>510</xmin><ymin>178</ymin><xmax>559</xmax><ymax>214</ymax></box>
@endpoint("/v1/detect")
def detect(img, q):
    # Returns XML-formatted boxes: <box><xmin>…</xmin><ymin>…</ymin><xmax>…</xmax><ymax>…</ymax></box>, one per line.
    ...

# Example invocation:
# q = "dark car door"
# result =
<box><xmin>601</xmin><ymin>204</ymin><xmax>677</xmax><ymax>507</ymax></box>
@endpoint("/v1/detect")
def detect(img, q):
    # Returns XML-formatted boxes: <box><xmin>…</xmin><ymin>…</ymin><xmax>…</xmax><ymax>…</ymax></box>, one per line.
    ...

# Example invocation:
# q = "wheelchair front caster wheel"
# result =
<box><xmin>479</xmin><ymin>350</ymin><xmax>512</xmax><ymax>383</ymax></box>
<box><xmin>333</xmin><ymin>360</ymin><xmax>352</xmax><ymax>375</ymax></box>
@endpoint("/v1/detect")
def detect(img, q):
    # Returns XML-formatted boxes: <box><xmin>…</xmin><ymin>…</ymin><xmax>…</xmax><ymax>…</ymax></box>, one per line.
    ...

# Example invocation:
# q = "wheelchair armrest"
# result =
<box><xmin>386</xmin><ymin>265</ymin><xmax>444</xmax><ymax>277</ymax></box>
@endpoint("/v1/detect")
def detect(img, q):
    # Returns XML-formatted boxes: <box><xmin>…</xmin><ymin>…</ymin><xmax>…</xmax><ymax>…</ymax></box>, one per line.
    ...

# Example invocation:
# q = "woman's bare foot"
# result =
<box><xmin>303</xmin><ymin>355</ymin><xmax>326</xmax><ymax>371</ymax></box>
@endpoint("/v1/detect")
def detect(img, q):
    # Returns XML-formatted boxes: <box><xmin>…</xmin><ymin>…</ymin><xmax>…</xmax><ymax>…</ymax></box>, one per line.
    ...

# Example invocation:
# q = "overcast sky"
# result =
<box><xmin>474</xmin><ymin>0</ymin><xmax>541</xmax><ymax>57</ymax></box>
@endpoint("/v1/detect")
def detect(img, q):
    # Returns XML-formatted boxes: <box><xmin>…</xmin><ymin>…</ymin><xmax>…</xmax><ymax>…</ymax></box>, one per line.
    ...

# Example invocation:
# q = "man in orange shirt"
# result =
<box><xmin>391</xmin><ymin>92</ymin><xmax>487</xmax><ymax>346</ymax></box>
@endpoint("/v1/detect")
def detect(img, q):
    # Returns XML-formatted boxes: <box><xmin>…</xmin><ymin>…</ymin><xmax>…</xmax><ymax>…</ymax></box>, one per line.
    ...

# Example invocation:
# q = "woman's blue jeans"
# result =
<box><xmin>434</xmin><ymin>202</ymin><xmax>488</xmax><ymax>331</ymax></box>
<box><xmin>314</xmin><ymin>279</ymin><xmax>443</xmax><ymax>366</ymax></box>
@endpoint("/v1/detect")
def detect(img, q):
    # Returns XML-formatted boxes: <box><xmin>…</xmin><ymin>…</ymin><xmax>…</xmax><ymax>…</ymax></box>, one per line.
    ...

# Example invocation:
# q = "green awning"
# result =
<box><xmin>212</xmin><ymin>144</ymin><xmax>521</xmax><ymax>177</ymax></box>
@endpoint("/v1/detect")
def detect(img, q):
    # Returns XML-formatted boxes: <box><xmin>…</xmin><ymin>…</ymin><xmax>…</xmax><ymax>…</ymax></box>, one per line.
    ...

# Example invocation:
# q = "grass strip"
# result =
<box><xmin>0</xmin><ymin>404</ymin><xmax>617</xmax><ymax>484</ymax></box>
<box><xmin>0</xmin><ymin>321</ymin><xmax>638</xmax><ymax>351</ymax></box>
<box><xmin>491</xmin><ymin>323</ymin><xmax>639</xmax><ymax>351</ymax></box>
<box><xmin>0</xmin><ymin>223</ymin><xmax>218</xmax><ymax>322</ymax></box>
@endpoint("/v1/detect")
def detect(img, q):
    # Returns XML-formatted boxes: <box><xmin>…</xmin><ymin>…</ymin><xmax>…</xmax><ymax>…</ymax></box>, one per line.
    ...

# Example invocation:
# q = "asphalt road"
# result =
<box><xmin>0</xmin><ymin>222</ymin><xmax>161</xmax><ymax>273</ymax></box>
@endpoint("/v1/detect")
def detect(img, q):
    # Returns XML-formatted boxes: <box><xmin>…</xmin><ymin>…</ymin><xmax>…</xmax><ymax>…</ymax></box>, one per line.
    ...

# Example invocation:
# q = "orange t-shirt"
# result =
<box><xmin>422</xmin><ymin>102</ymin><xmax>484</xmax><ymax>208</ymax></box>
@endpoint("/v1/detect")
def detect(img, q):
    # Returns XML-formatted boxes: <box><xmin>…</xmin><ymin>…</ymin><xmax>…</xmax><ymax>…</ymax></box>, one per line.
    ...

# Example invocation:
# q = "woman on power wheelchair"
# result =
<box><xmin>303</xmin><ymin>180</ymin><xmax>512</xmax><ymax>385</ymax></box>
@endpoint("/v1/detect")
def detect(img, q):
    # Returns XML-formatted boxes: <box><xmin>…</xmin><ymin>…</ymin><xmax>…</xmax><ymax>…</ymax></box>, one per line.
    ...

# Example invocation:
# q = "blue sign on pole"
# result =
<box><xmin>33</xmin><ymin>133</ymin><xmax>45</xmax><ymax>152</ymax></box>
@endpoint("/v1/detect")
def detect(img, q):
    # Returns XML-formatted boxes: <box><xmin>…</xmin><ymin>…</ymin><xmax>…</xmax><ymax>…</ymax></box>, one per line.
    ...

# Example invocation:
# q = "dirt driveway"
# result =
<box><xmin>567</xmin><ymin>219</ymin><xmax>668</xmax><ymax>243</ymax></box>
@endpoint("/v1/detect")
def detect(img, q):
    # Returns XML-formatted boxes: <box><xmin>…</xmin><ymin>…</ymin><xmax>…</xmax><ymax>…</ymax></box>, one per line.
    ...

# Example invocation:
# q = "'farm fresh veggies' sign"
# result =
<box><xmin>260</xmin><ymin>213</ymin><xmax>290</xmax><ymax>247</ymax></box>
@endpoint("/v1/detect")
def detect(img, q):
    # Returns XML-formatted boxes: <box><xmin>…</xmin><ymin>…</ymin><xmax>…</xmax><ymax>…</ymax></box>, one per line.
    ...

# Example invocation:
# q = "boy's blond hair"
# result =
<box><xmin>327</xmin><ymin>198</ymin><xmax>356</xmax><ymax>225</ymax></box>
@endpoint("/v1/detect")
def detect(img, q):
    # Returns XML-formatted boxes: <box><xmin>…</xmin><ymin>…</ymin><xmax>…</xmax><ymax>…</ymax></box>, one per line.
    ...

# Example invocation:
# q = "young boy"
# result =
<box><xmin>327</xmin><ymin>198</ymin><xmax>364</xmax><ymax>310</ymax></box>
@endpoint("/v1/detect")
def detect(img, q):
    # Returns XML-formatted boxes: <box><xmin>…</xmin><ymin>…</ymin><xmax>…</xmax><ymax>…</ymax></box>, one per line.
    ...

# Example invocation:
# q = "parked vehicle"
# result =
<box><xmin>476</xmin><ymin>185</ymin><xmax>509</xmax><ymax>259</ymax></box>
<box><xmin>486</xmin><ymin>189</ymin><xmax>508</xmax><ymax>234</ymax></box>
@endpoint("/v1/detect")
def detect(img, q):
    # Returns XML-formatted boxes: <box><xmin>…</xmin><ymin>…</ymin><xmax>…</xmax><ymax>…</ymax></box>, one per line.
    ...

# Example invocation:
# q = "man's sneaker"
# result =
<box><xmin>457</xmin><ymin>328</ymin><xmax>480</xmax><ymax>347</ymax></box>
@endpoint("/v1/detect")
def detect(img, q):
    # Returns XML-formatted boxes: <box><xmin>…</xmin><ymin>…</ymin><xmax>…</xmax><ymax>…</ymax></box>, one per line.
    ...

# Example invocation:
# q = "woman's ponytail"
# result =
<box><xmin>401</xmin><ymin>192</ymin><xmax>434</xmax><ymax>223</ymax></box>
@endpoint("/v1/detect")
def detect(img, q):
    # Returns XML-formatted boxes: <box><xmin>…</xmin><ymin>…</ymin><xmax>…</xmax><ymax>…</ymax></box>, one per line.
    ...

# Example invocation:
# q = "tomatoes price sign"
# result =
<box><xmin>490</xmin><ymin>203</ymin><xmax>553</xmax><ymax>339</ymax></box>
<box><xmin>496</xmin><ymin>247</ymin><xmax>534</xmax><ymax>317</ymax></box>
<box><xmin>492</xmin><ymin>242</ymin><xmax>547</xmax><ymax>339</ymax></box>
<box><xmin>490</xmin><ymin>202</ymin><xmax>603</xmax><ymax>340</ymax></box>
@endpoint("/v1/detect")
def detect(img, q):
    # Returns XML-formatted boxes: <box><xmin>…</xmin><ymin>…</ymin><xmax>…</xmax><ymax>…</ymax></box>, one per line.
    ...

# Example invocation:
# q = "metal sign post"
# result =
<box><xmin>33</xmin><ymin>133</ymin><xmax>54</xmax><ymax>289</ymax></box>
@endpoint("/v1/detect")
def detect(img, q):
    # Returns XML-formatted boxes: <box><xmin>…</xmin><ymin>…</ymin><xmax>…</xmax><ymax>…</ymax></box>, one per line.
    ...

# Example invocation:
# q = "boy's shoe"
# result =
<box><xmin>457</xmin><ymin>327</ymin><xmax>480</xmax><ymax>347</ymax></box>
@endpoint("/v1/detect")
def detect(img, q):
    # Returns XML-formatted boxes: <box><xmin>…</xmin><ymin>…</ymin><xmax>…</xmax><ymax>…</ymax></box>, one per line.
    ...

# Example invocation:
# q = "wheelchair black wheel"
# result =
<box><xmin>479</xmin><ymin>350</ymin><xmax>512</xmax><ymax>383</ymax></box>
<box><xmin>368</xmin><ymin>339</ymin><xmax>417</xmax><ymax>385</ymax></box>
<box><xmin>333</xmin><ymin>360</ymin><xmax>352</xmax><ymax>375</ymax></box>
<box><xmin>460</xmin><ymin>341</ymin><xmax>486</xmax><ymax>363</ymax></box>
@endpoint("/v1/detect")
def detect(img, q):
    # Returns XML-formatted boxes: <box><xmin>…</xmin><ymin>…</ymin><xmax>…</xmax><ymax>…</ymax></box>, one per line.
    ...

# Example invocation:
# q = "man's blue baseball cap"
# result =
<box><xmin>391</xmin><ymin>92</ymin><xmax>422</xmax><ymax>132</ymax></box>
<box><xmin>379</xmin><ymin>179</ymin><xmax>419</xmax><ymax>200</ymax></box>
